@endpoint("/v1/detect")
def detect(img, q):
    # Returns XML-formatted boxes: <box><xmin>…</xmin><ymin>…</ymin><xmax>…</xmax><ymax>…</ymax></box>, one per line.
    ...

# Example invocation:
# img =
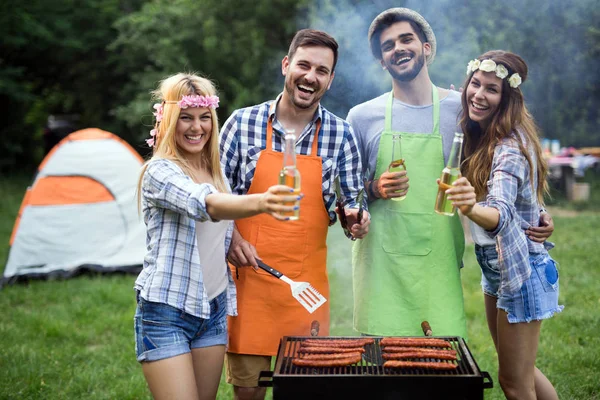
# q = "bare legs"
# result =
<box><xmin>142</xmin><ymin>345</ymin><xmax>226</xmax><ymax>400</ymax></box>
<box><xmin>233</xmin><ymin>386</ymin><xmax>267</xmax><ymax>400</ymax></box>
<box><xmin>484</xmin><ymin>294</ymin><xmax>558</xmax><ymax>400</ymax></box>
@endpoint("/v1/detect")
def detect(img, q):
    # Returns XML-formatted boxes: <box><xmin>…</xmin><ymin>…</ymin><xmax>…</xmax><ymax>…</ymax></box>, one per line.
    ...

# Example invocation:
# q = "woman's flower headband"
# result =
<box><xmin>146</xmin><ymin>95</ymin><xmax>220</xmax><ymax>147</ymax></box>
<box><xmin>466</xmin><ymin>59</ymin><xmax>522</xmax><ymax>89</ymax></box>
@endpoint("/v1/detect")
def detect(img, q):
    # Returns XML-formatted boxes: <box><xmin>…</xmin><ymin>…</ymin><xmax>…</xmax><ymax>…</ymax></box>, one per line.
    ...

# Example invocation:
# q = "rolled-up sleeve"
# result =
<box><xmin>143</xmin><ymin>159</ymin><xmax>217</xmax><ymax>222</ymax></box>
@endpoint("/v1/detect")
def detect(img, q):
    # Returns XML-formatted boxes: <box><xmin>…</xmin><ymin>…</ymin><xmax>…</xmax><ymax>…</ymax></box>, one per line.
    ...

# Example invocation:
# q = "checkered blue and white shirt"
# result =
<box><xmin>483</xmin><ymin>133</ymin><xmax>549</xmax><ymax>295</ymax></box>
<box><xmin>219</xmin><ymin>94</ymin><xmax>365</xmax><ymax>223</ymax></box>
<box><xmin>134</xmin><ymin>158</ymin><xmax>237</xmax><ymax>319</ymax></box>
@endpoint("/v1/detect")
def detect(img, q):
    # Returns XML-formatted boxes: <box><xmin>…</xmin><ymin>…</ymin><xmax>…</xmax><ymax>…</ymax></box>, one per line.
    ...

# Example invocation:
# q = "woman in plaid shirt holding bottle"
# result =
<box><xmin>446</xmin><ymin>51</ymin><xmax>563</xmax><ymax>400</ymax></box>
<box><xmin>133</xmin><ymin>73</ymin><xmax>301</xmax><ymax>400</ymax></box>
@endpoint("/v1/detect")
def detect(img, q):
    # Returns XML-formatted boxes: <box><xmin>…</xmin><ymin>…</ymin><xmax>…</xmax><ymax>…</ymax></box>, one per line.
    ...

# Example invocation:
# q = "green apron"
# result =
<box><xmin>352</xmin><ymin>84</ymin><xmax>467</xmax><ymax>338</ymax></box>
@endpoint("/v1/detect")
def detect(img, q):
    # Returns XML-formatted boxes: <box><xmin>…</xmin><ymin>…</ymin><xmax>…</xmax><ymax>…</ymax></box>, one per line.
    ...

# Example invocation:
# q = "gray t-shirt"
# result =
<box><xmin>346</xmin><ymin>89</ymin><xmax>462</xmax><ymax>180</ymax></box>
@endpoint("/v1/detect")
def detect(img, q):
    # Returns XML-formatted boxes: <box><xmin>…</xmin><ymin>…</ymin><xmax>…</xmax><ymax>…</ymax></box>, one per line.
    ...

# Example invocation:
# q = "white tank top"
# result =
<box><xmin>468</xmin><ymin>219</ymin><xmax>496</xmax><ymax>247</ymax></box>
<box><xmin>196</xmin><ymin>220</ymin><xmax>228</xmax><ymax>300</ymax></box>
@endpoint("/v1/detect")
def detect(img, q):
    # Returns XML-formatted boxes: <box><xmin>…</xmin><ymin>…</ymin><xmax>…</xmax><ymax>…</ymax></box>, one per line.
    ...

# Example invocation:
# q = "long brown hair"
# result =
<box><xmin>137</xmin><ymin>73</ymin><xmax>227</xmax><ymax>209</ymax></box>
<box><xmin>460</xmin><ymin>50</ymin><xmax>548</xmax><ymax>204</ymax></box>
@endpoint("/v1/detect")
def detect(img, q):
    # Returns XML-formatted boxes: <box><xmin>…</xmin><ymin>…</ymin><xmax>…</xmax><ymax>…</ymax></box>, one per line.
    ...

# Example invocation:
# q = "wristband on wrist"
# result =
<box><xmin>369</xmin><ymin>179</ymin><xmax>380</xmax><ymax>199</ymax></box>
<box><xmin>365</xmin><ymin>179</ymin><xmax>374</xmax><ymax>200</ymax></box>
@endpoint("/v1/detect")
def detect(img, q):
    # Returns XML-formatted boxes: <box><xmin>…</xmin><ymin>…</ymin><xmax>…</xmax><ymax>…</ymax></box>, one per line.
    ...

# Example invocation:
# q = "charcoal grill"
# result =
<box><xmin>259</xmin><ymin>336</ymin><xmax>493</xmax><ymax>400</ymax></box>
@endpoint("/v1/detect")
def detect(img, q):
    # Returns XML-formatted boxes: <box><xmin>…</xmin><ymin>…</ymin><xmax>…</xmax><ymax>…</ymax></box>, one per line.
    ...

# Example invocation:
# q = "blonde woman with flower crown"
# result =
<box><xmin>445</xmin><ymin>51</ymin><xmax>563</xmax><ymax>400</ymax></box>
<box><xmin>133</xmin><ymin>73</ymin><xmax>301</xmax><ymax>400</ymax></box>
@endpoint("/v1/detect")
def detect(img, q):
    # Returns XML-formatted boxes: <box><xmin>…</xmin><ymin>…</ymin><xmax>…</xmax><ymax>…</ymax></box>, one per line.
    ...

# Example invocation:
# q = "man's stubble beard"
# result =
<box><xmin>387</xmin><ymin>51</ymin><xmax>426</xmax><ymax>82</ymax></box>
<box><xmin>284</xmin><ymin>77</ymin><xmax>323</xmax><ymax>110</ymax></box>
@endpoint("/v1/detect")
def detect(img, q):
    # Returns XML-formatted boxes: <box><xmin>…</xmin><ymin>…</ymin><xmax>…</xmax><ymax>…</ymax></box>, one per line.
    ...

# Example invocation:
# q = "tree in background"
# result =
<box><xmin>110</xmin><ymin>0</ymin><xmax>311</xmax><ymax>152</ymax></box>
<box><xmin>1</xmin><ymin>0</ymin><xmax>598</xmax><ymax>173</ymax></box>
<box><xmin>0</xmin><ymin>0</ymin><xmax>145</xmax><ymax>172</ymax></box>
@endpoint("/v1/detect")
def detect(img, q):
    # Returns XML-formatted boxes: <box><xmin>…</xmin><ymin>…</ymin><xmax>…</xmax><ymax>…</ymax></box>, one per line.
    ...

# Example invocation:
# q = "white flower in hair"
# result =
<box><xmin>479</xmin><ymin>59</ymin><xmax>497</xmax><ymax>73</ymax></box>
<box><xmin>495</xmin><ymin>64</ymin><xmax>509</xmax><ymax>79</ymax></box>
<box><xmin>466</xmin><ymin>59</ymin><xmax>481</xmax><ymax>75</ymax></box>
<box><xmin>508</xmin><ymin>73</ymin><xmax>522</xmax><ymax>88</ymax></box>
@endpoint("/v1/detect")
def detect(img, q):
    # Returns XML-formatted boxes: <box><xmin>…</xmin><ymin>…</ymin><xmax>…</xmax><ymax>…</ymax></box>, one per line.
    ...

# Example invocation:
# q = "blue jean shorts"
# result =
<box><xmin>475</xmin><ymin>245</ymin><xmax>564</xmax><ymax>323</ymax></box>
<box><xmin>134</xmin><ymin>291</ymin><xmax>228</xmax><ymax>362</ymax></box>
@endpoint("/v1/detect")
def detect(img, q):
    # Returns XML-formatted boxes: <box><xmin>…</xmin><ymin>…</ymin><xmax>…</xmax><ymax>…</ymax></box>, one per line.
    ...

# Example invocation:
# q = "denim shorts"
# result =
<box><xmin>134</xmin><ymin>291</ymin><xmax>228</xmax><ymax>362</ymax></box>
<box><xmin>475</xmin><ymin>245</ymin><xmax>564</xmax><ymax>323</ymax></box>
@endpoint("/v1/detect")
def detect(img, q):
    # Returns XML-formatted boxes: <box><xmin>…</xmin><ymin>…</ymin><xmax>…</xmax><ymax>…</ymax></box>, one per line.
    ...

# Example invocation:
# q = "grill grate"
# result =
<box><xmin>261</xmin><ymin>336</ymin><xmax>493</xmax><ymax>400</ymax></box>
<box><xmin>278</xmin><ymin>336</ymin><xmax>478</xmax><ymax>377</ymax></box>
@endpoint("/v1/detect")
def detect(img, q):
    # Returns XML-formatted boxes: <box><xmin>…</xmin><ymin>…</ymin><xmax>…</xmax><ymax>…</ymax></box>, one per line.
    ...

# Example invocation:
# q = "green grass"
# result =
<box><xmin>1</xmin><ymin>174</ymin><xmax>599</xmax><ymax>399</ymax></box>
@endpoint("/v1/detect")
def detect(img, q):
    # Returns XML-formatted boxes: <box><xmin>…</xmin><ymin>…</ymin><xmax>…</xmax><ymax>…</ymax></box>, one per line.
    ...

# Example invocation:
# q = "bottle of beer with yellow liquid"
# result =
<box><xmin>388</xmin><ymin>134</ymin><xmax>406</xmax><ymax>201</ymax></box>
<box><xmin>434</xmin><ymin>132</ymin><xmax>464</xmax><ymax>216</ymax></box>
<box><xmin>278</xmin><ymin>129</ymin><xmax>301</xmax><ymax>220</ymax></box>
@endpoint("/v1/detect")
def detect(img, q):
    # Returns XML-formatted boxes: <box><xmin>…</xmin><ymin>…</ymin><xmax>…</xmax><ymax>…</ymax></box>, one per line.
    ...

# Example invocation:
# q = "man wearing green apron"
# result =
<box><xmin>346</xmin><ymin>8</ymin><xmax>468</xmax><ymax>337</ymax></box>
<box><xmin>347</xmin><ymin>7</ymin><xmax>555</xmax><ymax>338</ymax></box>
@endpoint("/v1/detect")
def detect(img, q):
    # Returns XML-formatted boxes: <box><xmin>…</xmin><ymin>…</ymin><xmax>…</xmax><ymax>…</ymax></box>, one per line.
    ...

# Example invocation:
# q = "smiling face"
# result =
<box><xmin>466</xmin><ymin>70</ymin><xmax>504</xmax><ymax>130</ymax></box>
<box><xmin>282</xmin><ymin>46</ymin><xmax>335</xmax><ymax>111</ymax></box>
<box><xmin>174</xmin><ymin>107</ymin><xmax>213</xmax><ymax>158</ymax></box>
<box><xmin>379</xmin><ymin>21</ymin><xmax>430</xmax><ymax>82</ymax></box>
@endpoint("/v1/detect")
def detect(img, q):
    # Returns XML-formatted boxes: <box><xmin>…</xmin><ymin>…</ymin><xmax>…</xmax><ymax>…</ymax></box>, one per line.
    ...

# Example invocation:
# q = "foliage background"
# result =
<box><xmin>1</xmin><ymin>0</ymin><xmax>599</xmax><ymax>173</ymax></box>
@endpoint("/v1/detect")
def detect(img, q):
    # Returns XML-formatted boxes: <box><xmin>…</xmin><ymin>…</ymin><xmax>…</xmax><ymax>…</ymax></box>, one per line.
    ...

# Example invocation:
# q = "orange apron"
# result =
<box><xmin>228</xmin><ymin>108</ymin><xmax>330</xmax><ymax>356</ymax></box>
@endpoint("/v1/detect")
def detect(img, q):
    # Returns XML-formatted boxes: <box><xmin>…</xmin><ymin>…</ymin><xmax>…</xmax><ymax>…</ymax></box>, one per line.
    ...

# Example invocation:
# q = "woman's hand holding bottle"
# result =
<box><xmin>259</xmin><ymin>185</ymin><xmax>304</xmax><ymax>221</ymax></box>
<box><xmin>442</xmin><ymin>177</ymin><xmax>477</xmax><ymax>216</ymax></box>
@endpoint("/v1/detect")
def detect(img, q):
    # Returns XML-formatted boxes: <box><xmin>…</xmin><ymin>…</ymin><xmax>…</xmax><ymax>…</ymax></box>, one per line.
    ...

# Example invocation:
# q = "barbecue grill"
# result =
<box><xmin>259</xmin><ymin>336</ymin><xmax>493</xmax><ymax>400</ymax></box>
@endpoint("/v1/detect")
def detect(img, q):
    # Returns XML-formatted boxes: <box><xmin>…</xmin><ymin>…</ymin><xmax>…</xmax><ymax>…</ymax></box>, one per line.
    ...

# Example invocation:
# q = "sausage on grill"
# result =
<box><xmin>380</xmin><ymin>338</ymin><xmax>452</xmax><ymax>348</ymax></box>
<box><xmin>299</xmin><ymin>351</ymin><xmax>363</xmax><ymax>360</ymax></box>
<box><xmin>293</xmin><ymin>354</ymin><xmax>362</xmax><ymax>367</ymax></box>
<box><xmin>383</xmin><ymin>360</ymin><xmax>458</xmax><ymax>370</ymax></box>
<box><xmin>301</xmin><ymin>339</ymin><xmax>374</xmax><ymax>348</ymax></box>
<box><xmin>297</xmin><ymin>346</ymin><xmax>365</xmax><ymax>354</ymax></box>
<box><xmin>382</xmin><ymin>347</ymin><xmax>457</xmax><ymax>355</ymax></box>
<box><xmin>382</xmin><ymin>351</ymin><xmax>457</xmax><ymax>361</ymax></box>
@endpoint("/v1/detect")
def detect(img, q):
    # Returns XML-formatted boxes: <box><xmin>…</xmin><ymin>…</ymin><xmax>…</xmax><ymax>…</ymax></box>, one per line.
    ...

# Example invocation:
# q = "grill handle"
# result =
<box><xmin>258</xmin><ymin>370</ymin><xmax>273</xmax><ymax>387</ymax></box>
<box><xmin>482</xmin><ymin>370</ymin><xmax>494</xmax><ymax>389</ymax></box>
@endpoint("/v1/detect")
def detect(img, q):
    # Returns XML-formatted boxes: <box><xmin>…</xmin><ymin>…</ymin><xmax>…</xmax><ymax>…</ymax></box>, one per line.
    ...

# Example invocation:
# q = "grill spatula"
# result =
<box><xmin>257</xmin><ymin>260</ymin><xmax>327</xmax><ymax>314</ymax></box>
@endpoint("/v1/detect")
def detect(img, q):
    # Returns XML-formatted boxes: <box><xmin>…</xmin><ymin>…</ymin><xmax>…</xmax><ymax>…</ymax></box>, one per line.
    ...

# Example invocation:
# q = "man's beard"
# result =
<box><xmin>284</xmin><ymin>78</ymin><xmax>322</xmax><ymax>110</ymax></box>
<box><xmin>387</xmin><ymin>51</ymin><xmax>426</xmax><ymax>82</ymax></box>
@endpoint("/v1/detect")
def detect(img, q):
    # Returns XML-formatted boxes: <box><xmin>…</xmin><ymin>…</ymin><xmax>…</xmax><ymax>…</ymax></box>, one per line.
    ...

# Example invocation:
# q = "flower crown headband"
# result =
<box><xmin>466</xmin><ymin>59</ymin><xmax>522</xmax><ymax>89</ymax></box>
<box><xmin>146</xmin><ymin>94</ymin><xmax>220</xmax><ymax>147</ymax></box>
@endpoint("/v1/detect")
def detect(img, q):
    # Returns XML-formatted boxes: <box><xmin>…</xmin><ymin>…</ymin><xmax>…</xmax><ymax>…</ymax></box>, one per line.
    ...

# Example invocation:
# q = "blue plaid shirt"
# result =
<box><xmin>219</xmin><ymin>94</ymin><xmax>365</xmax><ymax>223</ymax></box>
<box><xmin>134</xmin><ymin>159</ymin><xmax>237</xmax><ymax>319</ymax></box>
<box><xmin>482</xmin><ymin>133</ymin><xmax>549</xmax><ymax>294</ymax></box>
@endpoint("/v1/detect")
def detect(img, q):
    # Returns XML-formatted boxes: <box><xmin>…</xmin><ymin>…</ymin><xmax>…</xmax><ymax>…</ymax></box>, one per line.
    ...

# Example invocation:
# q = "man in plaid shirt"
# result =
<box><xmin>219</xmin><ymin>29</ymin><xmax>370</xmax><ymax>400</ymax></box>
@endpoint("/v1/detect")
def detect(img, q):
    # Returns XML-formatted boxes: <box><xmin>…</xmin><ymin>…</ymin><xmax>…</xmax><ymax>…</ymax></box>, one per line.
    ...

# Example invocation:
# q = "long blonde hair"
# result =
<box><xmin>460</xmin><ymin>50</ymin><xmax>549</xmax><ymax>205</ymax></box>
<box><xmin>137</xmin><ymin>73</ymin><xmax>227</xmax><ymax>208</ymax></box>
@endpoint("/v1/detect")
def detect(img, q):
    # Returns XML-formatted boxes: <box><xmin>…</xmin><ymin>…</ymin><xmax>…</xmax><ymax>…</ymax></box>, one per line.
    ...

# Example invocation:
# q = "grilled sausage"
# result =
<box><xmin>293</xmin><ymin>354</ymin><xmax>362</xmax><ymax>367</ymax></box>
<box><xmin>383</xmin><ymin>360</ymin><xmax>458</xmax><ymax>370</ymax></box>
<box><xmin>382</xmin><ymin>347</ymin><xmax>457</xmax><ymax>355</ymax></box>
<box><xmin>382</xmin><ymin>351</ymin><xmax>457</xmax><ymax>361</ymax></box>
<box><xmin>380</xmin><ymin>338</ymin><xmax>452</xmax><ymax>348</ymax></box>
<box><xmin>297</xmin><ymin>346</ymin><xmax>365</xmax><ymax>354</ymax></box>
<box><xmin>299</xmin><ymin>351</ymin><xmax>363</xmax><ymax>360</ymax></box>
<box><xmin>301</xmin><ymin>339</ymin><xmax>374</xmax><ymax>348</ymax></box>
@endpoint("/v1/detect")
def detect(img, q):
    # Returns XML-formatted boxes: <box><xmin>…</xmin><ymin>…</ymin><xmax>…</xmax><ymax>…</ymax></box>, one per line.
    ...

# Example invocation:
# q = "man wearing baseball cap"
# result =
<box><xmin>346</xmin><ymin>7</ymin><xmax>468</xmax><ymax>338</ymax></box>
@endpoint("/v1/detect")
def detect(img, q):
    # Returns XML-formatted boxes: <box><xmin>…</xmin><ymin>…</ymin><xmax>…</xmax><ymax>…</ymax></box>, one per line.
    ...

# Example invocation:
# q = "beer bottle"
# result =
<box><xmin>278</xmin><ymin>129</ymin><xmax>301</xmax><ymax>220</ymax></box>
<box><xmin>388</xmin><ymin>134</ymin><xmax>406</xmax><ymax>201</ymax></box>
<box><xmin>434</xmin><ymin>132</ymin><xmax>464</xmax><ymax>216</ymax></box>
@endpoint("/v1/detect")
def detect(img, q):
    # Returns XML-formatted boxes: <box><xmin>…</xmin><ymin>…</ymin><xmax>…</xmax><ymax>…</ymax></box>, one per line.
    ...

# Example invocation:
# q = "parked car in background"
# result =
<box><xmin>43</xmin><ymin>114</ymin><xmax>80</xmax><ymax>155</ymax></box>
